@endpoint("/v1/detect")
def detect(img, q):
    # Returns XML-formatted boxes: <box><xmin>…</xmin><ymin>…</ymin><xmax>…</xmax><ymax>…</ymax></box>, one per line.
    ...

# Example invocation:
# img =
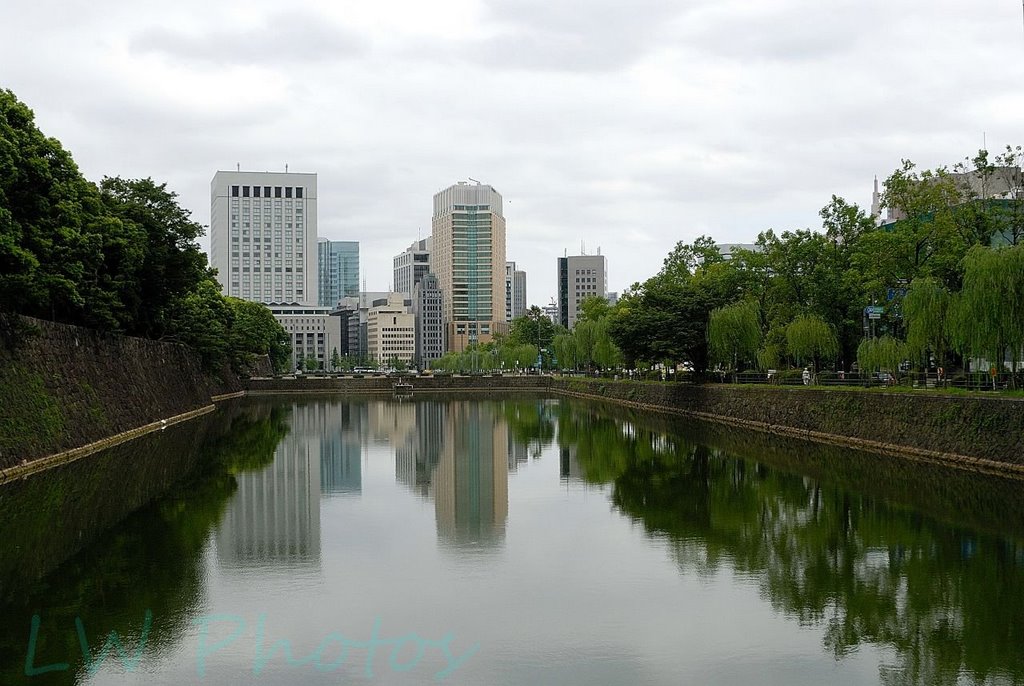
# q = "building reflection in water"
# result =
<box><xmin>216</xmin><ymin>402</ymin><xmax>323</xmax><ymax>568</ymax></box>
<box><xmin>320</xmin><ymin>402</ymin><xmax>364</xmax><ymax>495</ymax></box>
<box><xmin>559</xmin><ymin>446</ymin><xmax>583</xmax><ymax>482</ymax></box>
<box><xmin>395</xmin><ymin>401</ymin><xmax>445</xmax><ymax>498</ymax></box>
<box><xmin>433</xmin><ymin>402</ymin><xmax>509</xmax><ymax>549</ymax></box>
<box><xmin>392</xmin><ymin>401</ymin><xmax>510</xmax><ymax>549</ymax></box>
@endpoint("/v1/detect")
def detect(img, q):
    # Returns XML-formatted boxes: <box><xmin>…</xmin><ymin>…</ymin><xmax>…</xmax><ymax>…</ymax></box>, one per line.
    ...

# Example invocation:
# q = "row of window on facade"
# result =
<box><xmin>231</xmin><ymin>185</ymin><xmax>304</xmax><ymax>199</ymax></box>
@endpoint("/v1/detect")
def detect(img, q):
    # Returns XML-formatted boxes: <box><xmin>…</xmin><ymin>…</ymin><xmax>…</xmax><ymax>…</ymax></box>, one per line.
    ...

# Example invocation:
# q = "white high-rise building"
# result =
<box><xmin>505</xmin><ymin>261</ymin><xmax>527</xmax><ymax>321</ymax></box>
<box><xmin>210</xmin><ymin>170</ymin><xmax>318</xmax><ymax>305</ymax></box>
<box><xmin>394</xmin><ymin>238</ymin><xmax>431</xmax><ymax>296</ymax></box>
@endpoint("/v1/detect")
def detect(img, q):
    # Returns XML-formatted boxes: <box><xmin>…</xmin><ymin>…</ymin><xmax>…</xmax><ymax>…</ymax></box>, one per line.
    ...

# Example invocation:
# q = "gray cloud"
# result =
<box><xmin>465</xmin><ymin>0</ymin><xmax>688</xmax><ymax>71</ymax></box>
<box><xmin>130</xmin><ymin>11</ymin><xmax>368</xmax><ymax>65</ymax></box>
<box><xmin>2</xmin><ymin>0</ymin><xmax>1021</xmax><ymax>303</ymax></box>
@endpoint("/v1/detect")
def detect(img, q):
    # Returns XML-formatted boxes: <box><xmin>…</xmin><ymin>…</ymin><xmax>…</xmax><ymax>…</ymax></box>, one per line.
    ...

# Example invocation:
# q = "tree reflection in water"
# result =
<box><xmin>0</xmin><ymin>400</ymin><xmax>291</xmax><ymax>686</ymax></box>
<box><xmin>552</xmin><ymin>400</ymin><xmax>1024</xmax><ymax>686</ymax></box>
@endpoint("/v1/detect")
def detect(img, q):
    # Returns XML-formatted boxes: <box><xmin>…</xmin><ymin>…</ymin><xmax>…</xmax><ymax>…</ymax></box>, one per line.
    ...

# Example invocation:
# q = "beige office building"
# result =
<box><xmin>367</xmin><ymin>293</ymin><xmax>416</xmax><ymax>368</ymax></box>
<box><xmin>431</xmin><ymin>182</ymin><xmax>507</xmax><ymax>351</ymax></box>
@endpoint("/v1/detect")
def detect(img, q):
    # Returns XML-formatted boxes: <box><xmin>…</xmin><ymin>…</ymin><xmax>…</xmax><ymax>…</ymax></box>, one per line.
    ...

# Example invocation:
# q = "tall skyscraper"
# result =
<box><xmin>210</xmin><ymin>170</ymin><xmax>318</xmax><ymax>305</ymax></box>
<box><xmin>431</xmin><ymin>182</ymin><xmax>507</xmax><ymax>351</ymax></box>
<box><xmin>505</xmin><ymin>261</ymin><xmax>527</xmax><ymax>321</ymax></box>
<box><xmin>317</xmin><ymin>239</ymin><xmax>359</xmax><ymax>308</ymax></box>
<box><xmin>557</xmin><ymin>254</ymin><xmax>607</xmax><ymax>330</ymax></box>
<box><xmin>393</xmin><ymin>238</ymin><xmax>431</xmax><ymax>296</ymax></box>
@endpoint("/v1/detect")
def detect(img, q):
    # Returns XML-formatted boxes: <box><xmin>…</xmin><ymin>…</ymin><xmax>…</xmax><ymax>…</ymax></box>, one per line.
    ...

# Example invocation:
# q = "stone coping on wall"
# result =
<box><xmin>11</xmin><ymin>375</ymin><xmax>1024</xmax><ymax>482</ymax></box>
<box><xmin>0</xmin><ymin>404</ymin><xmax>217</xmax><ymax>486</ymax></box>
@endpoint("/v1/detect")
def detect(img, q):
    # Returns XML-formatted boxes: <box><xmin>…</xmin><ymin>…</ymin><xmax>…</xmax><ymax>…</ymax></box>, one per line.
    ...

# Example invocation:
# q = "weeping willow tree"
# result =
<box><xmin>707</xmin><ymin>300</ymin><xmax>762</xmax><ymax>380</ymax></box>
<box><xmin>785</xmin><ymin>314</ymin><xmax>838</xmax><ymax>372</ymax></box>
<box><xmin>856</xmin><ymin>336</ymin><xmax>907</xmax><ymax>379</ymax></box>
<box><xmin>948</xmin><ymin>245</ymin><xmax>1024</xmax><ymax>387</ymax></box>
<box><xmin>552</xmin><ymin>332</ymin><xmax>579</xmax><ymax>371</ymax></box>
<box><xmin>903</xmin><ymin>277</ymin><xmax>951</xmax><ymax>369</ymax></box>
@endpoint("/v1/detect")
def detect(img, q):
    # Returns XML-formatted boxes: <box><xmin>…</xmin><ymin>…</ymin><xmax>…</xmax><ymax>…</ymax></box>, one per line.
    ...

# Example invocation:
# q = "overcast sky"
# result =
<box><xmin>3</xmin><ymin>0</ymin><xmax>1022</xmax><ymax>305</ymax></box>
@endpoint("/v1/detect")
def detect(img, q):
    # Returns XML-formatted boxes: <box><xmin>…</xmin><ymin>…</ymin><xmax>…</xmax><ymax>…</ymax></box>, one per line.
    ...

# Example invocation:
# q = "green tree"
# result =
<box><xmin>0</xmin><ymin>89</ymin><xmax>120</xmax><ymax>329</ymax></box>
<box><xmin>577</xmin><ymin>295</ymin><xmax>612</xmax><ymax>324</ymax></box>
<box><xmin>609</xmin><ymin>275</ymin><xmax>725</xmax><ymax>374</ymax></box>
<box><xmin>164</xmin><ymin>279</ymin><xmax>233</xmax><ymax>370</ymax></box>
<box><xmin>225</xmin><ymin>298</ymin><xmax>290</xmax><ymax>373</ymax></box>
<box><xmin>785</xmin><ymin>314</ymin><xmax>838</xmax><ymax>374</ymax></box>
<box><xmin>99</xmin><ymin>177</ymin><xmax>209</xmax><ymax>339</ymax></box>
<box><xmin>948</xmin><ymin>245</ymin><xmax>1024</xmax><ymax>384</ymax></box>
<box><xmin>856</xmin><ymin>336</ymin><xmax>906</xmax><ymax>380</ymax></box>
<box><xmin>858</xmin><ymin>160</ymin><xmax>969</xmax><ymax>295</ymax></box>
<box><xmin>508</xmin><ymin>306</ymin><xmax>559</xmax><ymax>349</ymax></box>
<box><xmin>330</xmin><ymin>347</ymin><xmax>342</xmax><ymax>371</ymax></box>
<box><xmin>902</xmin><ymin>277</ymin><xmax>951</xmax><ymax>370</ymax></box>
<box><xmin>708</xmin><ymin>299</ymin><xmax>762</xmax><ymax>379</ymax></box>
<box><xmin>552</xmin><ymin>332</ymin><xmax>579</xmax><ymax>371</ymax></box>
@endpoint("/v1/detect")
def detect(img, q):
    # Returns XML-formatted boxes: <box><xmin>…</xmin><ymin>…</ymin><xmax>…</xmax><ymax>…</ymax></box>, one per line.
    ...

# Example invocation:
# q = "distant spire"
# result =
<box><xmin>871</xmin><ymin>175</ymin><xmax>882</xmax><ymax>222</ymax></box>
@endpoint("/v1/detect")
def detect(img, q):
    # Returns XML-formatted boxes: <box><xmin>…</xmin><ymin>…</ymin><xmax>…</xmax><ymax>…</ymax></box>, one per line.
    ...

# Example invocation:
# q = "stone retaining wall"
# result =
<box><xmin>0</xmin><ymin>317</ymin><xmax>238</xmax><ymax>470</ymax></box>
<box><xmin>552</xmin><ymin>379</ymin><xmax>1024</xmax><ymax>474</ymax></box>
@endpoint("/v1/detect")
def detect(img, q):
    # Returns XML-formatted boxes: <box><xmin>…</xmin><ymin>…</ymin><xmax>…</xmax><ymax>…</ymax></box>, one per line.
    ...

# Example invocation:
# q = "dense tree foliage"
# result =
<box><xmin>0</xmin><ymin>89</ymin><xmax>288</xmax><ymax>372</ymax></box>
<box><xmin>431</xmin><ymin>340</ymin><xmax>540</xmax><ymax>373</ymax></box>
<box><xmin>508</xmin><ymin>306</ymin><xmax>560</xmax><ymax>349</ymax></box>
<box><xmin>609</xmin><ymin>237</ymin><xmax>736</xmax><ymax>373</ymax></box>
<box><xmin>707</xmin><ymin>300</ymin><xmax>761</xmax><ymax>375</ymax></box>
<box><xmin>607</xmin><ymin>146</ymin><xmax>1024</xmax><ymax>382</ymax></box>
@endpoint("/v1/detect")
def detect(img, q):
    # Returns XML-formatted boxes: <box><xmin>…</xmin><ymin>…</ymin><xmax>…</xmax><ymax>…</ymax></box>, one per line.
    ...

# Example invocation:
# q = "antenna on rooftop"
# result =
<box><xmin>285</xmin><ymin>163</ymin><xmax>289</xmax><ymax>173</ymax></box>
<box><xmin>468</xmin><ymin>177</ymin><xmax>480</xmax><ymax>184</ymax></box>
<box><xmin>236</xmin><ymin>162</ymin><xmax>240</xmax><ymax>172</ymax></box>
<box><xmin>581</xmin><ymin>240</ymin><xmax>586</xmax><ymax>255</ymax></box>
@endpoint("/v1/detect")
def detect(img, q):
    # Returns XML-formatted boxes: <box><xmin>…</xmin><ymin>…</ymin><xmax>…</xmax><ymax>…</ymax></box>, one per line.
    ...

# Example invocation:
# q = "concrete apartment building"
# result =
<box><xmin>210</xmin><ymin>170</ymin><xmax>318</xmax><ymax>305</ymax></box>
<box><xmin>505</xmin><ymin>261</ymin><xmax>527</xmax><ymax>321</ymax></box>
<box><xmin>431</xmin><ymin>182</ymin><xmax>507</xmax><ymax>351</ymax></box>
<box><xmin>557</xmin><ymin>254</ymin><xmax>607</xmax><ymax>330</ymax></box>
<box><xmin>366</xmin><ymin>294</ymin><xmax>416</xmax><ymax>368</ymax></box>
<box><xmin>414</xmin><ymin>273</ymin><xmax>444</xmax><ymax>368</ymax></box>
<box><xmin>317</xmin><ymin>239</ymin><xmax>359</xmax><ymax>308</ymax></box>
<box><xmin>394</xmin><ymin>238</ymin><xmax>431</xmax><ymax>296</ymax></box>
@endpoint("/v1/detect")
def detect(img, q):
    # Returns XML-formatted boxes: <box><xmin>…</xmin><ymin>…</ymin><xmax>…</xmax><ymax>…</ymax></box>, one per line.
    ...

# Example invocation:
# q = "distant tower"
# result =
<box><xmin>870</xmin><ymin>176</ymin><xmax>882</xmax><ymax>223</ymax></box>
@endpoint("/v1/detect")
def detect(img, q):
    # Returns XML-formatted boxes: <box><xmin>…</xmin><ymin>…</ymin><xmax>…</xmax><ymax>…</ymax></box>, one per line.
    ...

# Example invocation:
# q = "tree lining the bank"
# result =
<box><xmin>0</xmin><ymin>89</ymin><xmax>289</xmax><ymax>372</ymax></box>
<box><xmin>604</xmin><ymin>148</ymin><xmax>1024</xmax><ymax>382</ymax></box>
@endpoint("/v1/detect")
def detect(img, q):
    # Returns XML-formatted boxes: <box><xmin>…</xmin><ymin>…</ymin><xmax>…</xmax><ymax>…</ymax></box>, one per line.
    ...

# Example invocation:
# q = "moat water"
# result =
<box><xmin>1</xmin><ymin>396</ymin><xmax>1022</xmax><ymax>685</ymax></box>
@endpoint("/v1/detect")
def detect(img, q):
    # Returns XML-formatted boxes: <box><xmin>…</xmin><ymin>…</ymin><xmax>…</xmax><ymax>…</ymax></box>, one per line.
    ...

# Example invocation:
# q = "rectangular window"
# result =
<box><xmin>242</xmin><ymin>186</ymin><xmax>250</xmax><ymax>197</ymax></box>
<box><xmin>264</xmin><ymin>186</ymin><xmax>271</xmax><ymax>197</ymax></box>
<box><xmin>275</xmin><ymin>187</ymin><xmax>282</xmax><ymax>198</ymax></box>
<box><xmin>231</xmin><ymin>185</ymin><xmax>239</xmax><ymax>197</ymax></box>
<box><xmin>253</xmin><ymin>186</ymin><xmax>261</xmax><ymax>198</ymax></box>
<box><xmin>285</xmin><ymin>187</ymin><xmax>293</xmax><ymax>198</ymax></box>
<box><xmin>296</xmin><ymin>187</ymin><xmax>303</xmax><ymax>199</ymax></box>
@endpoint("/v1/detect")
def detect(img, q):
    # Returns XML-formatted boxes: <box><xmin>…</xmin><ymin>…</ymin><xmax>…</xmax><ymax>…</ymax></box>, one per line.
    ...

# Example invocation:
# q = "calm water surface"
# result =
<box><xmin>1</xmin><ymin>396</ymin><xmax>1022</xmax><ymax>685</ymax></box>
